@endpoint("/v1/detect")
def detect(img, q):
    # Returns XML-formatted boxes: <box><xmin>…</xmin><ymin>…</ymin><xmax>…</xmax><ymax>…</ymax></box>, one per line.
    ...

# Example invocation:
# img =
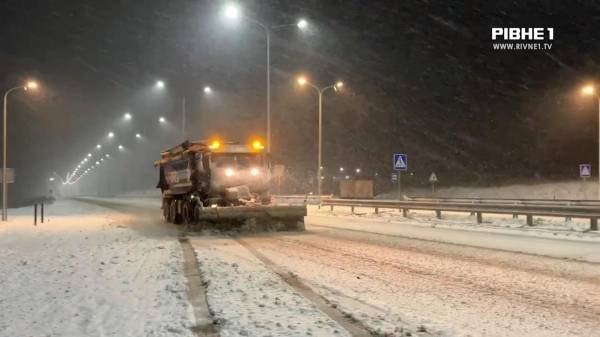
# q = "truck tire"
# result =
<box><xmin>182</xmin><ymin>201</ymin><xmax>193</xmax><ymax>224</ymax></box>
<box><xmin>163</xmin><ymin>199</ymin><xmax>171</xmax><ymax>222</ymax></box>
<box><xmin>169</xmin><ymin>200</ymin><xmax>183</xmax><ymax>224</ymax></box>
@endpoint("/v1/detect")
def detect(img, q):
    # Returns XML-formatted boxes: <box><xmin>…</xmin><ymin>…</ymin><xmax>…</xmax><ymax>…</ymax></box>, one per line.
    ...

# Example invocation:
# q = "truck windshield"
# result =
<box><xmin>213</xmin><ymin>153</ymin><xmax>262</xmax><ymax>168</ymax></box>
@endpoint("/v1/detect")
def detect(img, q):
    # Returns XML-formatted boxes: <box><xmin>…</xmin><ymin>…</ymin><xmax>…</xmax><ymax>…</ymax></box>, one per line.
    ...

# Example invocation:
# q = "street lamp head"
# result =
<box><xmin>224</xmin><ymin>3</ymin><xmax>241</xmax><ymax>20</ymax></box>
<box><xmin>335</xmin><ymin>81</ymin><xmax>344</xmax><ymax>88</ymax></box>
<box><xmin>297</xmin><ymin>19</ymin><xmax>308</xmax><ymax>30</ymax></box>
<box><xmin>49</xmin><ymin>177</ymin><xmax>55</xmax><ymax>182</ymax></box>
<box><xmin>96</xmin><ymin>144</ymin><xmax>101</xmax><ymax>149</ymax></box>
<box><xmin>159</xmin><ymin>116</ymin><xmax>166</xmax><ymax>123</ymax></box>
<box><xmin>204</xmin><ymin>86</ymin><xmax>212</xmax><ymax>94</ymax></box>
<box><xmin>25</xmin><ymin>81</ymin><xmax>38</xmax><ymax>90</ymax></box>
<box><xmin>108</xmin><ymin>131</ymin><xmax>114</xmax><ymax>138</ymax></box>
<box><xmin>297</xmin><ymin>76</ymin><xmax>307</xmax><ymax>86</ymax></box>
<box><xmin>155</xmin><ymin>80</ymin><xmax>165</xmax><ymax>89</ymax></box>
<box><xmin>118</xmin><ymin>145</ymin><xmax>124</xmax><ymax>150</ymax></box>
<box><xmin>582</xmin><ymin>85</ymin><xmax>595</xmax><ymax>96</ymax></box>
<box><xmin>135</xmin><ymin>133</ymin><xmax>141</xmax><ymax>139</ymax></box>
<box><xmin>339</xmin><ymin>167</ymin><xmax>344</xmax><ymax>172</ymax></box>
<box><xmin>87</xmin><ymin>153</ymin><xmax>92</xmax><ymax>158</ymax></box>
<box><xmin>123</xmin><ymin>112</ymin><xmax>132</xmax><ymax>120</ymax></box>
<box><xmin>105</xmin><ymin>154</ymin><xmax>110</xmax><ymax>158</ymax></box>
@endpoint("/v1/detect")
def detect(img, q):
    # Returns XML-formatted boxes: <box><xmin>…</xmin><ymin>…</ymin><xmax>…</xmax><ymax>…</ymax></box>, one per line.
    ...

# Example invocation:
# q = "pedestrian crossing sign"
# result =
<box><xmin>393</xmin><ymin>154</ymin><xmax>408</xmax><ymax>171</ymax></box>
<box><xmin>580</xmin><ymin>164</ymin><xmax>591</xmax><ymax>178</ymax></box>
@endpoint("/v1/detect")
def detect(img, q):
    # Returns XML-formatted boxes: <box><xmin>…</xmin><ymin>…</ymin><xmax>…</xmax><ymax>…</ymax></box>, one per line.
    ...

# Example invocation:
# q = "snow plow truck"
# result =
<box><xmin>155</xmin><ymin>138</ymin><xmax>306</xmax><ymax>230</ymax></box>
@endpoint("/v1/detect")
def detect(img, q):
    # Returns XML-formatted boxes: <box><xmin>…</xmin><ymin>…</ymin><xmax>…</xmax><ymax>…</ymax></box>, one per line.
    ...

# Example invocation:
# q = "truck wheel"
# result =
<box><xmin>182</xmin><ymin>201</ymin><xmax>193</xmax><ymax>224</ymax></box>
<box><xmin>163</xmin><ymin>199</ymin><xmax>171</xmax><ymax>222</ymax></box>
<box><xmin>169</xmin><ymin>200</ymin><xmax>182</xmax><ymax>225</ymax></box>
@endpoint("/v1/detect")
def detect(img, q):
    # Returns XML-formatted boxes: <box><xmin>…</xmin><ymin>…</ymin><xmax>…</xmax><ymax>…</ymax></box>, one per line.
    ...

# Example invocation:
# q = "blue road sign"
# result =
<box><xmin>393</xmin><ymin>154</ymin><xmax>408</xmax><ymax>171</ymax></box>
<box><xmin>580</xmin><ymin>164</ymin><xmax>592</xmax><ymax>178</ymax></box>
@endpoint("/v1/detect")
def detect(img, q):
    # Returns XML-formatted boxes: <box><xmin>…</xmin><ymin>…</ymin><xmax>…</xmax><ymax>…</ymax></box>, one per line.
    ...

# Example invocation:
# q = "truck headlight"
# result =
<box><xmin>225</xmin><ymin>168</ymin><xmax>235</xmax><ymax>177</ymax></box>
<box><xmin>250</xmin><ymin>168</ymin><xmax>260</xmax><ymax>176</ymax></box>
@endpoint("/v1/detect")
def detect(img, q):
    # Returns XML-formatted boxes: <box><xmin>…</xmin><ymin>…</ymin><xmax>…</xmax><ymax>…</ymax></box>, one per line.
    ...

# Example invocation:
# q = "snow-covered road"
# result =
<box><xmin>0</xmin><ymin>200</ymin><xmax>195</xmax><ymax>337</ymax></box>
<box><xmin>6</xmin><ymin>196</ymin><xmax>598</xmax><ymax>337</ymax></box>
<box><xmin>232</xmin><ymin>227</ymin><xmax>600</xmax><ymax>336</ymax></box>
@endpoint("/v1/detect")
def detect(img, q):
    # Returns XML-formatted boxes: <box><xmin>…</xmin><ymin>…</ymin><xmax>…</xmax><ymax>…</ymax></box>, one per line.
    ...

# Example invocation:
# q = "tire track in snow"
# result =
<box><xmin>179</xmin><ymin>237</ymin><xmax>219</xmax><ymax>337</ymax></box>
<box><xmin>233</xmin><ymin>236</ymin><xmax>374</xmax><ymax>337</ymax></box>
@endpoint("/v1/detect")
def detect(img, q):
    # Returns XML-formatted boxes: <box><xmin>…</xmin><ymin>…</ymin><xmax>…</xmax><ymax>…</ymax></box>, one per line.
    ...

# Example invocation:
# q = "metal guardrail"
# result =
<box><xmin>407</xmin><ymin>197</ymin><xmax>600</xmax><ymax>207</ymax></box>
<box><xmin>272</xmin><ymin>195</ymin><xmax>328</xmax><ymax>205</ymax></box>
<box><xmin>321</xmin><ymin>198</ymin><xmax>600</xmax><ymax>231</ymax></box>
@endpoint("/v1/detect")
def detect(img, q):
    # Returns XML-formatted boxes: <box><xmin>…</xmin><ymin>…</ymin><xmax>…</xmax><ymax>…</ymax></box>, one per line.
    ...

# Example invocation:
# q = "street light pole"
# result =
<box><xmin>266</xmin><ymin>29</ymin><xmax>271</xmax><ymax>152</ymax></box>
<box><xmin>181</xmin><ymin>95</ymin><xmax>186</xmax><ymax>139</ymax></box>
<box><xmin>297</xmin><ymin>78</ymin><xmax>343</xmax><ymax>201</ymax></box>
<box><xmin>223</xmin><ymin>5</ymin><xmax>307</xmax><ymax>153</ymax></box>
<box><xmin>3</xmin><ymin>85</ymin><xmax>34</xmax><ymax>221</ymax></box>
<box><xmin>580</xmin><ymin>84</ymin><xmax>600</xmax><ymax>199</ymax></box>
<box><xmin>318</xmin><ymin>89</ymin><xmax>323</xmax><ymax>199</ymax></box>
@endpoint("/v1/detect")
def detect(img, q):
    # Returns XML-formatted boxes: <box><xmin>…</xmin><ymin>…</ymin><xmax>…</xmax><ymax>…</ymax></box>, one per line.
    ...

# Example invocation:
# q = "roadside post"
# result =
<box><xmin>0</xmin><ymin>168</ymin><xmax>14</xmax><ymax>219</ymax></box>
<box><xmin>393</xmin><ymin>153</ymin><xmax>408</xmax><ymax>198</ymax></box>
<box><xmin>580</xmin><ymin>164</ymin><xmax>591</xmax><ymax>182</ymax></box>
<box><xmin>580</xmin><ymin>164</ymin><xmax>592</xmax><ymax>205</ymax></box>
<box><xmin>429</xmin><ymin>172</ymin><xmax>438</xmax><ymax>193</ymax></box>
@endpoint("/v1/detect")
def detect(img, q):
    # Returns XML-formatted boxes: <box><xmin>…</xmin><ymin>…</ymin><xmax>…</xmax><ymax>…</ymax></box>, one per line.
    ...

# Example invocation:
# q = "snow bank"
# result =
<box><xmin>0</xmin><ymin>200</ymin><xmax>194</xmax><ymax>337</ymax></box>
<box><xmin>397</xmin><ymin>180</ymin><xmax>598</xmax><ymax>200</ymax></box>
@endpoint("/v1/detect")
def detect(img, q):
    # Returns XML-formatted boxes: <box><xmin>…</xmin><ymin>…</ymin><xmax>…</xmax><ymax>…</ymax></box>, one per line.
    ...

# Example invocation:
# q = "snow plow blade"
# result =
<box><xmin>194</xmin><ymin>205</ymin><xmax>306</xmax><ymax>231</ymax></box>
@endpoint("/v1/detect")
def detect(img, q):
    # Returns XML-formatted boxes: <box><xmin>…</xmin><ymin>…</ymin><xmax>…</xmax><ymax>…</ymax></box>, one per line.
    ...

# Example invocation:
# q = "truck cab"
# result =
<box><xmin>206</xmin><ymin>142</ymin><xmax>272</xmax><ymax>201</ymax></box>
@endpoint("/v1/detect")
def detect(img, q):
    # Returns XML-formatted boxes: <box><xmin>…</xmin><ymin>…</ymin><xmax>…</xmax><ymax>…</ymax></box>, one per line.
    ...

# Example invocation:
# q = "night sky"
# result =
<box><xmin>2</xmin><ymin>0</ymin><xmax>600</xmax><ymax>204</ymax></box>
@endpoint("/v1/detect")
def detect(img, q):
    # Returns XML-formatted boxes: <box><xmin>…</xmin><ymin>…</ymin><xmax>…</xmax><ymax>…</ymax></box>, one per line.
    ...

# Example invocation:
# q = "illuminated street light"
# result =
<box><xmin>339</xmin><ymin>167</ymin><xmax>344</xmax><ymax>172</ymax></box>
<box><xmin>25</xmin><ymin>81</ymin><xmax>38</xmax><ymax>90</ymax></box>
<box><xmin>105</xmin><ymin>154</ymin><xmax>110</xmax><ymax>158</ymax></box>
<box><xmin>123</xmin><ymin>112</ymin><xmax>132</xmax><ymax>120</ymax></box>
<box><xmin>135</xmin><ymin>133</ymin><xmax>142</xmax><ymax>139</ymax></box>
<box><xmin>95</xmin><ymin>161</ymin><xmax>99</xmax><ymax>165</ymax></box>
<box><xmin>204</xmin><ymin>86</ymin><xmax>212</xmax><ymax>94</ymax></box>
<box><xmin>108</xmin><ymin>131</ymin><xmax>114</xmax><ymax>138</ymax></box>
<box><xmin>96</xmin><ymin>144</ymin><xmax>101</xmax><ymax>149</ymax></box>
<box><xmin>87</xmin><ymin>153</ymin><xmax>92</xmax><ymax>158</ymax></box>
<box><xmin>223</xmin><ymin>3</ymin><xmax>240</xmax><ymax>19</ymax></box>
<box><xmin>582</xmin><ymin>85</ymin><xmax>594</xmax><ymax>96</ymax></box>
<box><xmin>2</xmin><ymin>79</ymin><xmax>40</xmax><ymax>221</ymax></box>
<box><xmin>49</xmin><ymin>177</ymin><xmax>55</xmax><ymax>182</ymax></box>
<box><xmin>155</xmin><ymin>80</ymin><xmax>165</xmax><ymax>89</ymax></box>
<box><xmin>296</xmin><ymin>75</ymin><xmax>345</xmax><ymax>201</ymax></box>
<box><xmin>297</xmin><ymin>19</ymin><xmax>308</xmax><ymax>29</ymax></box>
<box><xmin>118</xmin><ymin>145</ymin><xmax>124</xmax><ymax>150</ymax></box>
<box><xmin>356</xmin><ymin>168</ymin><xmax>361</xmax><ymax>173</ymax></box>
<box><xmin>159</xmin><ymin>116</ymin><xmax>166</xmax><ymax>123</ymax></box>
<box><xmin>581</xmin><ymin>83</ymin><xmax>600</xmax><ymax>199</ymax></box>
<box><xmin>223</xmin><ymin>5</ymin><xmax>308</xmax><ymax>152</ymax></box>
